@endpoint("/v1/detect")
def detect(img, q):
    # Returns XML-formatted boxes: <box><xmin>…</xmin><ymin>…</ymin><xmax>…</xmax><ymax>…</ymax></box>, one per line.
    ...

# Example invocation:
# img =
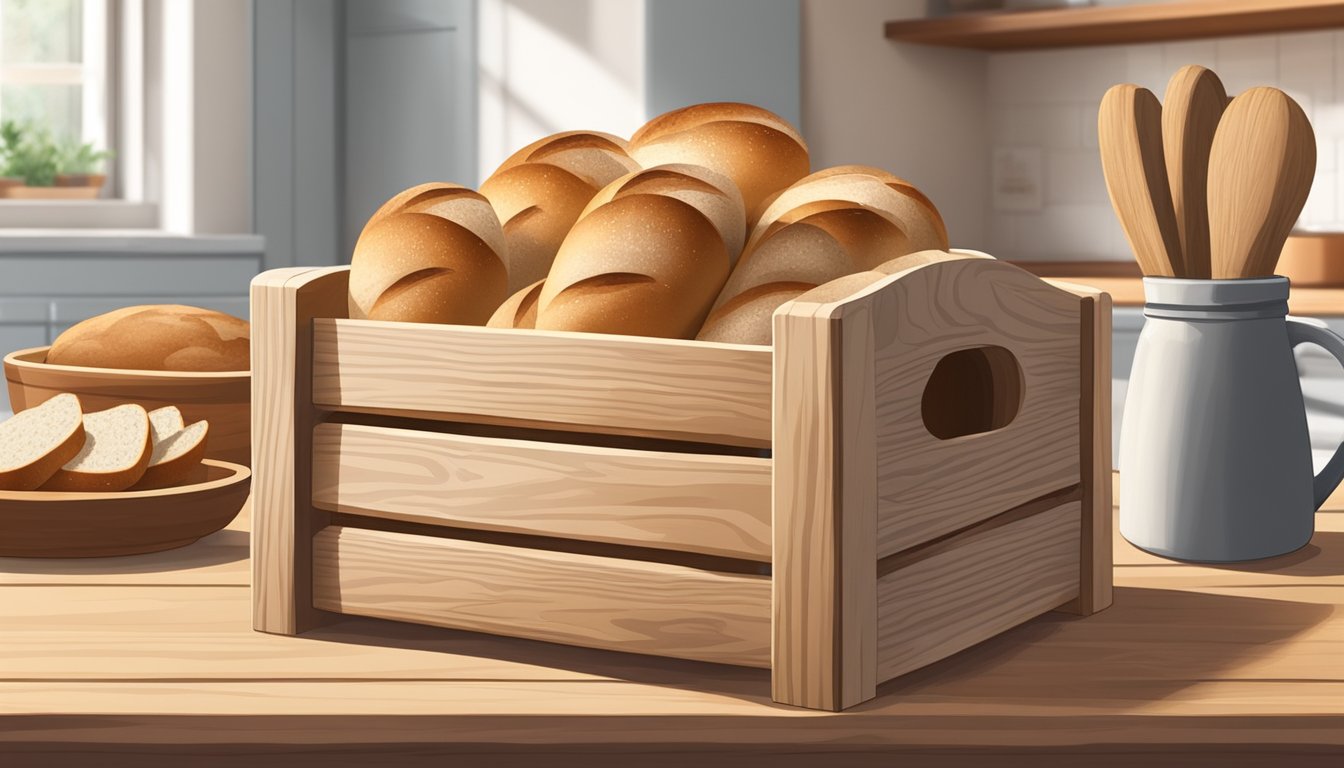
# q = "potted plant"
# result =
<box><xmin>0</xmin><ymin>121</ymin><xmax>111</xmax><ymax>199</ymax></box>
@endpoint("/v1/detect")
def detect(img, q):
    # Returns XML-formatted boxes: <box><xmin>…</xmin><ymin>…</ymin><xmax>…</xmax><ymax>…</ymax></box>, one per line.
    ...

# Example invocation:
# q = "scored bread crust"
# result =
<box><xmin>482</xmin><ymin>132</ymin><xmax>639</xmax><ymax>292</ymax></box>
<box><xmin>42</xmin><ymin>404</ymin><xmax>153</xmax><ymax>493</ymax></box>
<box><xmin>750</xmin><ymin>167</ymin><xmax>949</xmax><ymax>252</ymax></box>
<box><xmin>628</xmin><ymin>103</ymin><xmax>810</xmax><ymax>227</ymax></box>
<box><xmin>132</xmin><ymin>420</ymin><xmax>209</xmax><ymax>490</ymax></box>
<box><xmin>349</xmin><ymin>183</ymin><xmax>508</xmax><ymax>325</ymax></box>
<box><xmin>46</xmin><ymin>305</ymin><xmax>250</xmax><ymax>372</ymax></box>
<box><xmin>0</xmin><ymin>393</ymin><xmax>87</xmax><ymax>492</ymax></box>
<box><xmin>481</xmin><ymin>164</ymin><xmax>607</xmax><ymax>293</ymax></box>
<box><xmin>487</xmin><ymin>280</ymin><xmax>545</xmax><ymax>330</ymax></box>
<box><xmin>491</xmin><ymin>131</ymin><xmax>637</xmax><ymax>189</ymax></box>
<box><xmin>537</xmin><ymin>194</ymin><xmax>731</xmax><ymax>339</ymax></box>
<box><xmin>580</xmin><ymin>164</ymin><xmax>746</xmax><ymax>265</ymax></box>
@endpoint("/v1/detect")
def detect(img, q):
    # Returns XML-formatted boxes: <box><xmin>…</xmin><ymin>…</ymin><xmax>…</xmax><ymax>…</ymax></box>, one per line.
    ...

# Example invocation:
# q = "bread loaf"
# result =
<box><xmin>697</xmin><ymin>167</ymin><xmax>950</xmax><ymax>345</ymax></box>
<box><xmin>536</xmin><ymin>164</ymin><xmax>745</xmax><ymax>338</ymax></box>
<box><xmin>628</xmin><ymin>102</ymin><xmax>809</xmax><ymax>228</ymax></box>
<box><xmin>480</xmin><ymin>131</ymin><xmax>639</xmax><ymax>292</ymax></box>
<box><xmin>487</xmin><ymin>279</ymin><xmax>545</xmax><ymax>330</ymax></box>
<box><xmin>47</xmin><ymin>305</ymin><xmax>250</xmax><ymax>372</ymax></box>
<box><xmin>349</xmin><ymin>183</ymin><xmax>508</xmax><ymax>325</ymax></box>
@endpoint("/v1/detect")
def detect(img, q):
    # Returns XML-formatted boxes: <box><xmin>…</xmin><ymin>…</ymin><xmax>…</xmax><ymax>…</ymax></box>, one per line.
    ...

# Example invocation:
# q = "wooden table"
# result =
<box><xmin>2</xmin><ymin>479</ymin><xmax>1342</xmax><ymax>766</ymax></box>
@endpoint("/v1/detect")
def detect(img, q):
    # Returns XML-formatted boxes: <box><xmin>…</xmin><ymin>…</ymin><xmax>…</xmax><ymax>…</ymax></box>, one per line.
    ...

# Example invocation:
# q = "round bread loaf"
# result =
<box><xmin>349</xmin><ymin>183</ymin><xmax>508</xmax><ymax>325</ymax></box>
<box><xmin>480</xmin><ymin>131</ymin><xmax>638</xmax><ymax>292</ymax></box>
<box><xmin>628</xmin><ymin>102</ymin><xmax>809</xmax><ymax>228</ymax></box>
<box><xmin>698</xmin><ymin>167</ymin><xmax>950</xmax><ymax>345</ymax></box>
<box><xmin>536</xmin><ymin>165</ymin><xmax>745</xmax><ymax>339</ymax></box>
<box><xmin>47</xmin><ymin>305</ymin><xmax>250</xmax><ymax>371</ymax></box>
<box><xmin>487</xmin><ymin>279</ymin><xmax>545</xmax><ymax>330</ymax></box>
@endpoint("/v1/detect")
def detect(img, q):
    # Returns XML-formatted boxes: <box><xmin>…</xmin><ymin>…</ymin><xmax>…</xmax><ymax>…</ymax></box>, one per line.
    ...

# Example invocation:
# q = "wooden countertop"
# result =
<box><xmin>3</xmin><ymin>483</ymin><xmax>1343</xmax><ymax>765</ymax></box>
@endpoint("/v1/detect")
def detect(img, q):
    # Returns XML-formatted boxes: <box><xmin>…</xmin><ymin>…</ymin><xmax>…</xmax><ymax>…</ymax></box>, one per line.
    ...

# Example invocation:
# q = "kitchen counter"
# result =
<box><xmin>2</xmin><ymin>482</ymin><xmax>1342</xmax><ymax>765</ymax></box>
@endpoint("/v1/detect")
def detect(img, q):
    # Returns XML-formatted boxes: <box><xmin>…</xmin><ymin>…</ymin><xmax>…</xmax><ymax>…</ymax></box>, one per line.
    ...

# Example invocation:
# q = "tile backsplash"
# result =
<box><xmin>987</xmin><ymin>30</ymin><xmax>1344</xmax><ymax>261</ymax></box>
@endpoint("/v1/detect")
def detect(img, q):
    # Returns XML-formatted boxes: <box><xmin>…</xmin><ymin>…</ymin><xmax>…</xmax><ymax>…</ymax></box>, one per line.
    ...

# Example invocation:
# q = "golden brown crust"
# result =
<box><xmin>46</xmin><ymin>306</ymin><xmax>250</xmax><ymax>372</ymax></box>
<box><xmin>349</xmin><ymin>183</ymin><xmax>508</xmax><ymax>325</ymax></box>
<box><xmin>628</xmin><ymin>103</ymin><xmax>809</xmax><ymax>228</ymax></box>
<box><xmin>487</xmin><ymin>280</ymin><xmax>545</xmax><ymax>330</ymax></box>
<box><xmin>537</xmin><ymin>194</ymin><xmax>731</xmax><ymax>338</ymax></box>
<box><xmin>491</xmin><ymin>130</ymin><xmax>637</xmax><ymax>189</ymax></box>
<box><xmin>696</xmin><ymin>282</ymin><xmax>813</xmax><ymax>345</ymax></box>
<box><xmin>480</xmin><ymin>164</ymin><xmax>601</xmax><ymax>292</ymax></box>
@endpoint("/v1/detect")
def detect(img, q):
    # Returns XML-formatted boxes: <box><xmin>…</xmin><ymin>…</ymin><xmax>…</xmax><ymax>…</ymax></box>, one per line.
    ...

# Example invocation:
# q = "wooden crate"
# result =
<box><xmin>250</xmin><ymin>257</ymin><xmax>1112</xmax><ymax>712</ymax></box>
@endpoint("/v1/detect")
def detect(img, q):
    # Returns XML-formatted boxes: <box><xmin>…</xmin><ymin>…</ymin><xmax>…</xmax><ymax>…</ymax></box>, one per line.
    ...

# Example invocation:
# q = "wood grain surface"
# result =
<box><xmin>250</xmin><ymin>266</ymin><xmax>349</xmax><ymax>635</ymax></box>
<box><xmin>876</xmin><ymin>501</ymin><xmax>1081</xmax><ymax>681</ymax></box>
<box><xmin>770</xmin><ymin>292</ymin><xmax>877</xmax><ymax>711</ymax></box>
<box><xmin>311</xmin><ymin>314</ymin><xmax>773</xmax><ymax>448</ymax></box>
<box><xmin>311</xmin><ymin>526</ymin><xmax>772</xmax><ymax>668</ymax></box>
<box><xmin>310</xmin><ymin>422</ymin><xmax>772</xmax><ymax>561</ymax></box>
<box><xmin>2</xmin><ymin>480</ymin><xmax>1343</xmax><ymax>762</ymax></box>
<box><xmin>867</xmin><ymin>259</ymin><xmax>1082</xmax><ymax>557</ymax></box>
<box><xmin>1099</xmin><ymin>83</ymin><xmax>1185</xmax><ymax>277</ymax></box>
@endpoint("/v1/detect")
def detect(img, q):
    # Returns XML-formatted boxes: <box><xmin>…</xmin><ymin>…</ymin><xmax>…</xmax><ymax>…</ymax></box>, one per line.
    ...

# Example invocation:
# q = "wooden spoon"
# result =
<box><xmin>1163</xmin><ymin>65</ymin><xmax>1227</xmax><ymax>279</ymax></box>
<box><xmin>1208</xmin><ymin>87</ymin><xmax>1316</xmax><ymax>279</ymax></box>
<box><xmin>1099</xmin><ymin>84</ymin><xmax>1184</xmax><ymax>277</ymax></box>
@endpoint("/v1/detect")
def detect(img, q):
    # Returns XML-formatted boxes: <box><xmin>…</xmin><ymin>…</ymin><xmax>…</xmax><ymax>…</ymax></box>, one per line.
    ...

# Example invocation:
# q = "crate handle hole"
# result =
<box><xmin>921</xmin><ymin>345</ymin><xmax>1023</xmax><ymax>440</ymax></box>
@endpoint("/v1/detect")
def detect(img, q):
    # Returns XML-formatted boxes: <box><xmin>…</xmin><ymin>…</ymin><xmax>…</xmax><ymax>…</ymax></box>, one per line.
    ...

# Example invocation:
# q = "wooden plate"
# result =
<box><xmin>0</xmin><ymin>459</ymin><xmax>250</xmax><ymax>558</ymax></box>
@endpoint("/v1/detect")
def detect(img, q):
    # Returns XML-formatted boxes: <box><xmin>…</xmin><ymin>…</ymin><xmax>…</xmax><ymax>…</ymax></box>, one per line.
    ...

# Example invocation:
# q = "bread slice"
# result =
<box><xmin>132</xmin><ymin>419</ymin><xmax>209</xmax><ymax>490</ymax></box>
<box><xmin>0</xmin><ymin>393</ymin><xmax>87</xmax><ymax>491</ymax></box>
<box><xmin>148</xmin><ymin>405</ymin><xmax>185</xmax><ymax>443</ymax></box>
<box><xmin>43</xmin><ymin>404</ymin><xmax>152</xmax><ymax>492</ymax></box>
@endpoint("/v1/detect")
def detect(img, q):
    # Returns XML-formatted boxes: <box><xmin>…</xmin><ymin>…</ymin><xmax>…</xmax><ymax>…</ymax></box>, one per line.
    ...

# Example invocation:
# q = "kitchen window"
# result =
<box><xmin>0</xmin><ymin>0</ymin><xmax>155</xmax><ymax>229</ymax></box>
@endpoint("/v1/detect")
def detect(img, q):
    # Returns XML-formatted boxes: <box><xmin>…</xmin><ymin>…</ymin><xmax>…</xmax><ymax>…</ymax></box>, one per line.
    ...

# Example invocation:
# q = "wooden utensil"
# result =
<box><xmin>1099</xmin><ymin>84</ymin><xmax>1185</xmax><ymax>277</ymax></box>
<box><xmin>1163</xmin><ymin>65</ymin><xmax>1227</xmax><ymax>279</ymax></box>
<box><xmin>1208</xmin><ymin>87</ymin><xmax>1316</xmax><ymax>279</ymax></box>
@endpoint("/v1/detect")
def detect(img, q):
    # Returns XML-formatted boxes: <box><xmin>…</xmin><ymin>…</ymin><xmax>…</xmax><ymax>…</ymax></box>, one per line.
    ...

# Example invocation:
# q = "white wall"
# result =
<box><xmin>987</xmin><ymin>30</ymin><xmax>1344</xmax><ymax>262</ymax></box>
<box><xmin>477</xmin><ymin>0</ymin><xmax>646</xmax><ymax>182</ymax></box>
<box><xmin>156</xmin><ymin>0</ymin><xmax>251</xmax><ymax>235</ymax></box>
<box><xmin>801</xmin><ymin>0</ymin><xmax>990</xmax><ymax>250</ymax></box>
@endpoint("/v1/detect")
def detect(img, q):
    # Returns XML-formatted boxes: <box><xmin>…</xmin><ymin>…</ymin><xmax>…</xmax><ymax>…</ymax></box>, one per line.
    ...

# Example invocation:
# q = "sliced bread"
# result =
<box><xmin>43</xmin><ymin>404</ymin><xmax>152</xmax><ymax>492</ymax></box>
<box><xmin>0</xmin><ymin>393</ymin><xmax>87</xmax><ymax>491</ymax></box>
<box><xmin>132</xmin><ymin>419</ymin><xmax>209</xmax><ymax>490</ymax></box>
<box><xmin>148</xmin><ymin>405</ymin><xmax>185</xmax><ymax>443</ymax></box>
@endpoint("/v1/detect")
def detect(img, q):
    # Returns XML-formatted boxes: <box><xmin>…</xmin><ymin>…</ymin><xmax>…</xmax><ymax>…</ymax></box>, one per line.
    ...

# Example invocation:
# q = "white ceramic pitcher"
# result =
<box><xmin>1120</xmin><ymin>276</ymin><xmax>1344</xmax><ymax>562</ymax></box>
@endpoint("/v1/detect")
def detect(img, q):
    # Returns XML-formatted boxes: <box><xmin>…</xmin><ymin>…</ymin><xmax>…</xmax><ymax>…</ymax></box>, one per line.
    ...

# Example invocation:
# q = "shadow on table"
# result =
<box><xmin>0</xmin><ymin>527</ymin><xmax>248</xmax><ymax>576</ymax></box>
<box><xmin>302</xmin><ymin>613</ymin><xmax>771</xmax><ymax>701</ymax></box>
<box><xmin>861</xmin><ymin>585</ymin><xmax>1332</xmax><ymax>712</ymax></box>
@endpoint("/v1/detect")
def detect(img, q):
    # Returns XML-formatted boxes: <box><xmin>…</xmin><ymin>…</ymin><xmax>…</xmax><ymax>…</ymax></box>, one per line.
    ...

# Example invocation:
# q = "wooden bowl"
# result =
<box><xmin>0</xmin><ymin>459</ymin><xmax>250</xmax><ymax>558</ymax></box>
<box><xmin>4</xmin><ymin>346</ymin><xmax>250</xmax><ymax>466</ymax></box>
<box><xmin>1278</xmin><ymin>233</ymin><xmax>1344</xmax><ymax>287</ymax></box>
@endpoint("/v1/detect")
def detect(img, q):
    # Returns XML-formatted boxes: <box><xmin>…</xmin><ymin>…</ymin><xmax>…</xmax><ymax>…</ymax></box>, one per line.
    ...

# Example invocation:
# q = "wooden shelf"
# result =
<box><xmin>885</xmin><ymin>0</ymin><xmax>1344</xmax><ymax>51</ymax></box>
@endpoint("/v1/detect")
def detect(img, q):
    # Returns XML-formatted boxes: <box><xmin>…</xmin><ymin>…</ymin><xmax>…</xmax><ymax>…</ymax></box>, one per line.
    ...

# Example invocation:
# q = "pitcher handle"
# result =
<box><xmin>1286</xmin><ymin>316</ymin><xmax>1344</xmax><ymax>509</ymax></box>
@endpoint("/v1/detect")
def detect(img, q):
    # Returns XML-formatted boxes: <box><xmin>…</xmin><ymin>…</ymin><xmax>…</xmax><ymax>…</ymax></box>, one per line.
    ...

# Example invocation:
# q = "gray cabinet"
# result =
<box><xmin>0</xmin><ymin>241</ymin><xmax>262</xmax><ymax>414</ymax></box>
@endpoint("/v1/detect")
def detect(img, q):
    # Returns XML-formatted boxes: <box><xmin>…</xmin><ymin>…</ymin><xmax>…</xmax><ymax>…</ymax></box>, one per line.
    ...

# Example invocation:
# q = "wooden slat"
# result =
<box><xmin>771</xmin><ymin>287</ymin><xmax>878</xmax><ymax>710</ymax></box>
<box><xmin>250</xmin><ymin>266</ymin><xmax>350</xmax><ymax>635</ymax></box>
<box><xmin>311</xmin><ymin>318</ymin><xmax>773</xmax><ymax>448</ymax></box>
<box><xmin>883</xmin><ymin>0</ymin><xmax>1344</xmax><ymax>51</ymax></box>
<box><xmin>877</xmin><ymin>501</ymin><xmax>1080</xmax><ymax>681</ymax></box>
<box><xmin>1046</xmin><ymin>282</ymin><xmax>1114</xmax><ymax>616</ymax></box>
<box><xmin>312</xmin><ymin>526</ymin><xmax>772</xmax><ymax>668</ymax></box>
<box><xmin>310</xmin><ymin>422</ymin><xmax>772</xmax><ymax>561</ymax></box>
<box><xmin>871</xmin><ymin>259</ymin><xmax>1081</xmax><ymax>558</ymax></box>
